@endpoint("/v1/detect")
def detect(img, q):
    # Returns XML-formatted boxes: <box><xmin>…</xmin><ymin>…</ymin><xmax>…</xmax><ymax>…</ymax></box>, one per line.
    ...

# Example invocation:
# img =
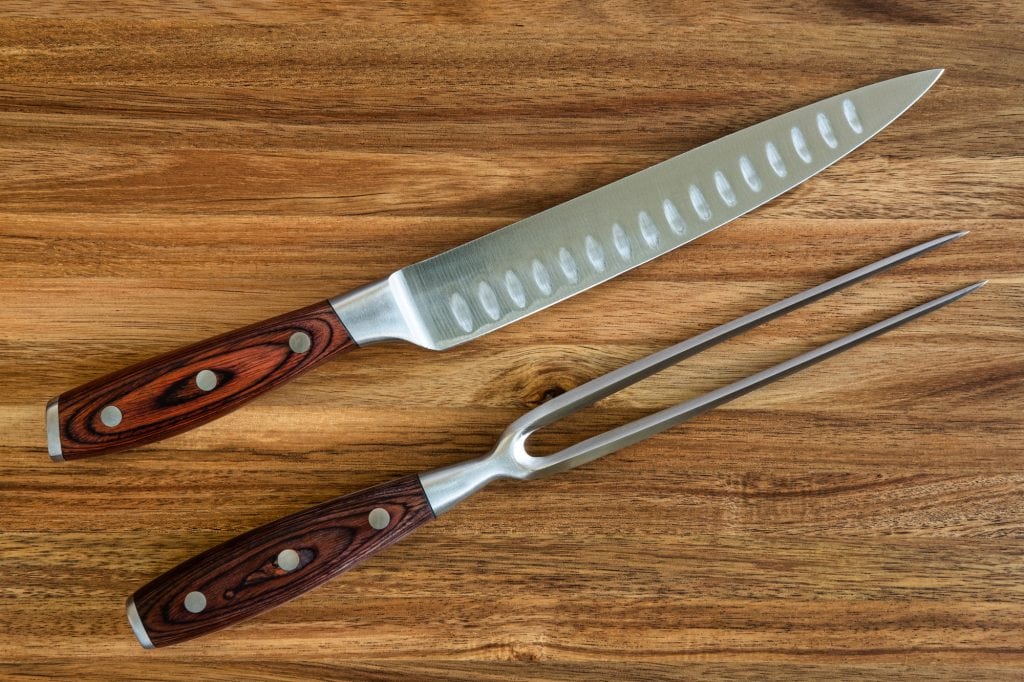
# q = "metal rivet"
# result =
<box><xmin>368</xmin><ymin>507</ymin><xmax>391</xmax><ymax>530</ymax></box>
<box><xmin>183</xmin><ymin>591</ymin><xmax>207</xmax><ymax>613</ymax></box>
<box><xmin>195</xmin><ymin>369</ymin><xmax>217</xmax><ymax>391</ymax></box>
<box><xmin>277</xmin><ymin>548</ymin><xmax>300</xmax><ymax>572</ymax></box>
<box><xmin>289</xmin><ymin>331</ymin><xmax>311</xmax><ymax>353</ymax></box>
<box><xmin>100</xmin><ymin>405</ymin><xmax>122</xmax><ymax>427</ymax></box>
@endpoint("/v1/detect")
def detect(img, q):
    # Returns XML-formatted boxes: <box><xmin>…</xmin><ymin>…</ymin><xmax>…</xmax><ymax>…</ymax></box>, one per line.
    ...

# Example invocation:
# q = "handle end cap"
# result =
<box><xmin>126</xmin><ymin>596</ymin><xmax>155</xmax><ymax>649</ymax></box>
<box><xmin>46</xmin><ymin>397</ymin><xmax>63</xmax><ymax>462</ymax></box>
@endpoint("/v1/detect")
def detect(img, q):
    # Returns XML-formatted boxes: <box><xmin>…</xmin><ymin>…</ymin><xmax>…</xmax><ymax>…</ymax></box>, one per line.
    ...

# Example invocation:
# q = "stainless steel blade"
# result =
<box><xmin>332</xmin><ymin>70</ymin><xmax>942</xmax><ymax>349</ymax></box>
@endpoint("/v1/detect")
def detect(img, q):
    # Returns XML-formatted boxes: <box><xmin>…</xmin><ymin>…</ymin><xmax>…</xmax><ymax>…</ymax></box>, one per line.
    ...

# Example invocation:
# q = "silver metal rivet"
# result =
<box><xmin>100</xmin><ymin>405</ymin><xmax>122</xmax><ymax>428</ymax></box>
<box><xmin>195</xmin><ymin>369</ymin><xmax>217</xmax><ymax>391</ymax></box>
<box><xmin>289</xmin><ymin>331</ymin><xmax>311</xmax><ymax>353</ymax></box>
<box><xmin>183</xmin><ymin>591</ymin><xmax>207</xmax><ymax>613</ymax></box>
<box><xmin>277</xmin><ymin>548</ymin><xmax>300</xmax><ymax>572</ymax></box>
<box><xmin>368</xmin><ymin>508</ymin><xmax>391</xmax><ymax>530</ymax></box>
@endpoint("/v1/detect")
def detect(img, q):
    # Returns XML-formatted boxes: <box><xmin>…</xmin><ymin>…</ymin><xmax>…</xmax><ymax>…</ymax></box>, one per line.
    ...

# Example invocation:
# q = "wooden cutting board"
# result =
<box><xmin>1</xmin><ymin>2</ymin><xmax>1021</xmax><ymax>679</ymax></box>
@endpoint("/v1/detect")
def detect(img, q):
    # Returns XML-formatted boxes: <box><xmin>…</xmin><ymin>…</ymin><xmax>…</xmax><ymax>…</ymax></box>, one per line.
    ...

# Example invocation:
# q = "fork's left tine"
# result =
<box><xmin>538</xmin><ymin>281</ymin><xmax>985</xmax><ymax>471</ymax></box>
<box><xmin>509</xmin><ymin>231</ymin><xmax>968</xmax><ymax>436</ymax></box>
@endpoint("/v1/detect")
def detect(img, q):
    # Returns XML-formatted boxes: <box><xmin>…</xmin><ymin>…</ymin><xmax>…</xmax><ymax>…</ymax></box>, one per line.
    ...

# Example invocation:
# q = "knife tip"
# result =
<box><xmin>921</xmin><ymin>67</ymin><xmax>945</xmax><ymax>85</ymax></box>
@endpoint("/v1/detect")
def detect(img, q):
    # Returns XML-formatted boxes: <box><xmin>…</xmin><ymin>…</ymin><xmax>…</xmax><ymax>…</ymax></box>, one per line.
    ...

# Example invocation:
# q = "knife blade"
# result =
<box><xmin>47</xmin><ymin>69</ymin><xmax>943</xmax><ymax>461</ymax></box>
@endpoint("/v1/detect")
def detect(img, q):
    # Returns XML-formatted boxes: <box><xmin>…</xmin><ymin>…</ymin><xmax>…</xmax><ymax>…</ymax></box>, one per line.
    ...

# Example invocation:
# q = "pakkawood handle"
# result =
<box><xmin>128</xmin><ymin>473</ymin><xmax>435</xmax><ymax>648</ymax></box>
<box><xmin>47</xmin><ymin>300</ymin><xmax>357</xmax><ymax>460</ymax></box>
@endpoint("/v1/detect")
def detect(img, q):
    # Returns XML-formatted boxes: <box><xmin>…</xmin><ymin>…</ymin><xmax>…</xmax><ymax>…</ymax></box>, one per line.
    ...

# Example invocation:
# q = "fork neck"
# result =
<box><xmin>419</xmin><ymin>429</ymin><xmax>538</xmax><ymax>514</ymax></box>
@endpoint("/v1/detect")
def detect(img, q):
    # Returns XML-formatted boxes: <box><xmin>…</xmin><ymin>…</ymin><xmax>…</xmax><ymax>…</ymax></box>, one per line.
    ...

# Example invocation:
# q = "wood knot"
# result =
<box><xmin>520</xmin><ymin>377</ymin><xmax>576</xmax><ymax>409</ymax></box>
<box><xmin>507</xmin><ymin>356</ymin><xmax>592</xmax><ymax>409</ymax></box>
<box><xmin>539</xmin><ymin>385</ymin><xmax>567</xmax><ymax>403</ymax></box>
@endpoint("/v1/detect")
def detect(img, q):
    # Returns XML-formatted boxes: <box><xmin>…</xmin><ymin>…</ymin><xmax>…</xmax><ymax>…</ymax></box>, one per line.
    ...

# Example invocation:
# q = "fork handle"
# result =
<box><xmin>127</xmin><ymin>474</ymin><xmax>435</xmax><ymax>648</ymax></box>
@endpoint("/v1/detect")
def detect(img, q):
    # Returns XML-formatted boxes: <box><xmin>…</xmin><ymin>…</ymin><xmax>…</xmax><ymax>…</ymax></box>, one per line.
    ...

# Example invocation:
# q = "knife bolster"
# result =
<box><xmin>330</xmin><ymin>274</ymin><xmax>435</xmax><ymax>348</ymax></box>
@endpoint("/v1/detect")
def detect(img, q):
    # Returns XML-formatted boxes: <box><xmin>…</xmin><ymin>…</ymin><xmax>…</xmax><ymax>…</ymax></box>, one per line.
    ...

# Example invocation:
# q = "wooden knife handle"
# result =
<box><xmin>48</xmin><ymin>300</ymin><xmax>357</xmax><ymax>460</ymax></box>
<box><xmin>127</xmin><ymin>474</ymin><xmax>435</xmax><ymax>648</ymax></box>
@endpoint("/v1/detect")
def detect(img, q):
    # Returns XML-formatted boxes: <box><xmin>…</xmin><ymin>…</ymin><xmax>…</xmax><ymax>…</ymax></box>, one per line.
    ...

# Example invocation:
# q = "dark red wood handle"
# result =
<box><xmin>128</xmin><ymin>474</ymin><xmax>435</xmax><ymax>648</ymax></box>
<box><xmin>48</xmin><ymin>300</ymin><xmax>357</xmax><ymax>460</ymax></box>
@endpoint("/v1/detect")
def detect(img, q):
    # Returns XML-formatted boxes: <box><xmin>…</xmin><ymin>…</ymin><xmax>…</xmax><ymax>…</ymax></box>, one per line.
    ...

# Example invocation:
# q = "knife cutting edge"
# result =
<box><xmin>126</xmin><ymin>231</ymin><xmax>983</xmax><ymax>647</ymax></box>
<box><xmin>47</xmin><ymin>69</ymin><xmax>944</xmax><ymax>461</ymax></box>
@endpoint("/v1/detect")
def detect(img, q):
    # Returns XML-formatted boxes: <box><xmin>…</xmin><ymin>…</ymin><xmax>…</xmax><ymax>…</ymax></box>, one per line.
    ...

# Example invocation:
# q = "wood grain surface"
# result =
<box><xmin>1</xmin><ymin>1</ymin><xmax>1021</xmax><ymax>680</ymax></box>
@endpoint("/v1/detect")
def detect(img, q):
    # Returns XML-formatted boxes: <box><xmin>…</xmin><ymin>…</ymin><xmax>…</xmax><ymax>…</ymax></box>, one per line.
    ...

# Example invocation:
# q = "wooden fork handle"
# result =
<box><xmin>47</xmin><ymin>300</ymin><xmax>357</xmax><ymax>460</ymax></box>
<box><xmin>128</xmin><ymin>474</ymin><xmax>435</xmax><ymax>648</ymax></box>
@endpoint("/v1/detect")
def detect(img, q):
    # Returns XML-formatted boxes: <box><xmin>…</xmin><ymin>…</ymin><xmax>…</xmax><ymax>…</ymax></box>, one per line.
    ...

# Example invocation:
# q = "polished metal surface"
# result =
<box><xmin>183</xmin><ymin>590</ymin><xmax>207</xmax><ymax>614</ymax></box>
<box><xmin>368</xmin><ymin>508</ymin><xmax>391</xmax><ymax>530</ymax></box>
<box><xmin>336</xmin><ymin>70</ymin><xmax>943</xmax><ymax>350</ymax></box>
<box><xmin>100</xmin><ymin>405</ymin><xmax>122</xmax><ymax>428</ymax></box>
<box><xmin>195</xmin><ymin>369</ymin><xmax>217</xmax><ymax>392</ymax></box>
<box><xmin>46</xmin><ymin>397</ymin><xmax>63</xmax><ymax>462</ymax></box>
<box><xmin>277</xmin><ymin>549</ymin><xmax>300</xmax><ymax>572</ymax></box>
<box><xmin>289</xmin><ymin>331</ymin><xmax>312</xmax><ymax>353</ymax></box>
<box><xmin>419</xmin><ymin>233</ymin><xmax>979</xmax><ymax>514</ymax></box>
<box><xmin>330</xmin><ymin>275</ymin><xmax>433</xmax><ymax>347</ymax></box>
<box><xmin>126</xmin><ymin>596</ymin><xmax>155</xmax><ymax>649</ymax></box>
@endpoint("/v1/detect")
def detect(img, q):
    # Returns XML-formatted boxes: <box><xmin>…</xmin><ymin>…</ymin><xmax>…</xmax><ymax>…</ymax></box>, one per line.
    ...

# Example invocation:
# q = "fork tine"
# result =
<box><xmin>536</xmin><ymin>281</ymin><xmax>985</xmax><ymax>473</ymax></box>
<box><xmin>509</xmin><ymin>231</ymin><xmax>967</xmax><ymax>436</ymax></box>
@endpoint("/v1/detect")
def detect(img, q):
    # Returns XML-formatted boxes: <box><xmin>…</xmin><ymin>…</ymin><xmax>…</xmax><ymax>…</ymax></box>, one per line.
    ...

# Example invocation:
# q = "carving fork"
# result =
<box><xmin>127</xmin><ymin>232</ymin><xmax>983</xmax><ymax>647</ymax></box>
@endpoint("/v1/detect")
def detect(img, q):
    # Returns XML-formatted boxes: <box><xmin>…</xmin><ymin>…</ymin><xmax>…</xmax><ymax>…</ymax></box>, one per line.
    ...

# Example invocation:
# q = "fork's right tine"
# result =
<box><xmin>508</xmin><ymin>231</ymin><xmax>967</xmax><ymax>436</ymax></box>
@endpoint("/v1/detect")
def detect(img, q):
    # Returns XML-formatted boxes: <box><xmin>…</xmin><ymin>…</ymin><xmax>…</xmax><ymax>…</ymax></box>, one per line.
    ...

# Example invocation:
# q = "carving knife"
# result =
<box><xmin>47</xmin><ymin>69</ymin><xmax>943</xmax><ymax>461</ymax></box>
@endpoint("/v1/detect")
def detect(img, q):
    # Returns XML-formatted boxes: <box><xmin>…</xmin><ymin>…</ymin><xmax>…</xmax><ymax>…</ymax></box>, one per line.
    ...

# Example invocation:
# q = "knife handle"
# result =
<box><xmin>48</xmin><ymin>300</ymin><xmax>357</xmax><ymax>460</ymax></box>
<box><xmin>128</xmin><ymin>473</ymin><xmax>435</xmax><ymax>648</ymax></box>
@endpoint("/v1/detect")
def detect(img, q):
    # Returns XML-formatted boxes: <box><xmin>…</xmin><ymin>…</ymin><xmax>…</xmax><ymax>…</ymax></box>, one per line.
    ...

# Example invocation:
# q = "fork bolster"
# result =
<box><xmin>420</xmin><ymin>457</ymin><xmax>506</xmax><ymax>515</ymax></box>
